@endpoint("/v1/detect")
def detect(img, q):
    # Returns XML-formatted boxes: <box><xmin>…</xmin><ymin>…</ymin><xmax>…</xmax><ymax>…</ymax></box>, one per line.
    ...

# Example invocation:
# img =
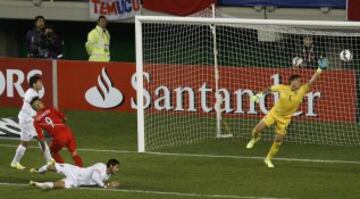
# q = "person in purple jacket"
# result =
<box><xmin>26</xmin><ymin>16</ymin><xmax>62</xmax><ymax>59</ymax></box>
<box><xmin>26</xmin><ymin>15</ymin><xmax>47</xmax><ymax>58</ymax></box>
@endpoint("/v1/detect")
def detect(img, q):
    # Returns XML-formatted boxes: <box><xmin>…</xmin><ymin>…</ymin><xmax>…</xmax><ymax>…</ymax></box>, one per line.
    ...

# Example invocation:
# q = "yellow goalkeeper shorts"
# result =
<box><xmin>262</xmin><ymin>112</ymin><xmax>291</xmax><ymax>135</ymax></box>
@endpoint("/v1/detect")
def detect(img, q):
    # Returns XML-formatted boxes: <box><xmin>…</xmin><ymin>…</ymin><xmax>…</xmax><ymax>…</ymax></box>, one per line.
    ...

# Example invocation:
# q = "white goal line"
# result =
<box><xmin>0</xmin><ymin>143</ymin><xmax>359</xmax><ymax>165</ymax></box>
<box><xmin>0</xmin><ymin>182</ymin><xmax>290</xmax><ymax>199</ymax></box>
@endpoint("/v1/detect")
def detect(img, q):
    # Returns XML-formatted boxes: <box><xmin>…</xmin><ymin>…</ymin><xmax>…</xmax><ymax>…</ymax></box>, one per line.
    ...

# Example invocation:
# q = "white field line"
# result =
<box><xmin>0</xmin><ymin>143</ymin><xmax>359</xmax><ymax>165</ymax></box>
<box><xmin>0</xmin><ymin>182</ymin><xmax>290</xmax><ymax>199</ymax></box>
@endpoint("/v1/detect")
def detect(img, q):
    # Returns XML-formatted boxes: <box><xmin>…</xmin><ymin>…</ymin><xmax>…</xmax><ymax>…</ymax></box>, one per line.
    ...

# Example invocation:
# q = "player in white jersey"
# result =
<box><xmin>30</xmin><ymin>159</ymin><xmax>120</xmax><ymax>189</ymax></box>
<box><xmin>10</xmin><ymin>74</ymin><xmax>54</xmax><ymax>170</ymax></box>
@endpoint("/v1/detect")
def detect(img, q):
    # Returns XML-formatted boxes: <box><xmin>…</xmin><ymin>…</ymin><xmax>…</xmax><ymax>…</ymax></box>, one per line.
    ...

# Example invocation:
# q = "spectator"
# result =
<box><xmin>44</xmin><ymin>25</ymin><xmax>63</xmax><ymax>59</ymax></box>
<box><xmin>85</xmin><ymin>16</ymin><xmax>111</xmax><ymax>62</ymax></box>
<box><xmin>26</xmin><ymin>15</ymin><xmax>48</xmax><ymax>58</ymax></box>
<box><xmin>293</xmin><ymin>36</ymin><xmax>324</xmax><ymax>68</ymax></box>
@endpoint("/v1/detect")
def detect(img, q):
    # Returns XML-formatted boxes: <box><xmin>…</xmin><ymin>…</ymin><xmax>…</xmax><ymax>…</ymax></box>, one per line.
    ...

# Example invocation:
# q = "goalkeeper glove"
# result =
<box><xmin>317</xmin><ymin>57</ymin><xmax>329</xmax><ymax>73</ymax></box>
<box><xmin>251</xmin><ymin>92</ymin><xmax>263</xmax><ymax>103</ymax></box>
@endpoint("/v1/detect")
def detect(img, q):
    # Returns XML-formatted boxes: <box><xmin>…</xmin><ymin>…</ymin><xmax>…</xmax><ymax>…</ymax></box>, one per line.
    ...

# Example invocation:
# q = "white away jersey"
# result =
<box><xmin>76</xmin><ymin>163</ymin><xmax>111</xmax><ymax>187</ymax></box>
<box><xmin>18</xmin><ymin>88</ymin><xmax>39</xmax><ymax>124</ymax></box>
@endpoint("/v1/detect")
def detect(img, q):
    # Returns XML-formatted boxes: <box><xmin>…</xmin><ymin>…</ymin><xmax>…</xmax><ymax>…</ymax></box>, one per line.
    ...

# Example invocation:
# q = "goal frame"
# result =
<box><xmin>135</xmin><ymin>15</ymin><xmax>360</xmax><ymax>152</ymax></box>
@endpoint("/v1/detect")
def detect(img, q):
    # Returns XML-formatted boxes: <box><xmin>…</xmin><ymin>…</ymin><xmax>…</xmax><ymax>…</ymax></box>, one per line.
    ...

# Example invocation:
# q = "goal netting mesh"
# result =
<box><xmin>137</xmin><ymin>8</ymin><xmax>360</xmax><ymax>152</ymax></box>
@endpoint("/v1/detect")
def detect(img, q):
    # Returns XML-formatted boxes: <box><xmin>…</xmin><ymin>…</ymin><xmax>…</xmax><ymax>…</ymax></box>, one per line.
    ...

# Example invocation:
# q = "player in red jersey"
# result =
<box><xmin>30</xmin><ymin>97</ymin><xmax>83</xmax><ymax>167</ymax></box>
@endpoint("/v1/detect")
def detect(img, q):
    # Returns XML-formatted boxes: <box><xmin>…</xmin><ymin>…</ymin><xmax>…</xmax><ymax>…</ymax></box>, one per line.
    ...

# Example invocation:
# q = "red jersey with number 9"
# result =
<box><xmin>33</xmin><ymin>107</ymin><xmax>68</xmax><ymax>140</ymax></box>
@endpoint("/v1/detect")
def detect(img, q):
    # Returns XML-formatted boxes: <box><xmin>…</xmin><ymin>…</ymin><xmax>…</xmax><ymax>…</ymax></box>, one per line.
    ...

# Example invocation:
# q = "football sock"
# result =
<box><xmin>266</xmin><ymin>142</ymin><xmax>282</xmax><ymax>160</ymax></box>
<box><xmin>40</xmin><ymin>142</ymin><xmax>53</xmax><ymax>162</ymax></box>
<box><xmin>251</xmin><ymin>129</ymin><xmax>259</xmax><ymax>139</ymax></box>
<box><xmin>52</xmin><ymin>152</ymin><xmax>64</xmax><ymax>163</ymax></box>
<box><xmin>11</xmin><ymin>144</ymin><xmax>26</xmax><ymax>165</ymax></box>
<box><xmin>73</xmin><ymin>155</ymin><xmax>83</xmax><ymax>167</ymax></box>
<box><xmin>38</xmin><ymin>164</ymin><xmax>49</xmax><ymax>173</ymax></box>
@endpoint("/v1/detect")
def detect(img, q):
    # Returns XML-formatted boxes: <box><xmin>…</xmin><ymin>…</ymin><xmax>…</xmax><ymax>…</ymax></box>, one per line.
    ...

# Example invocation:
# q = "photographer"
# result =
<box><xmin>292</xmin><ymin>36</ymin><xmax>325</xmax><ymax>69</ymax></box>
<box><xmin>26</xmin><ymin>16</ymin><xmax>62</xmax><ymax>59</ymax></box>
<box><xmin>44</xmin><ymin>25</ymin><xmax>62</xmax><ymax>59</ymax></box>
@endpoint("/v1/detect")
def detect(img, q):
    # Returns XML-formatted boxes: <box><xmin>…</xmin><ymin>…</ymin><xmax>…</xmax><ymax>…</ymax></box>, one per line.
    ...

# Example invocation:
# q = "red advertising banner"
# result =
<box><xmin>143</xmin><ymin>65</ymin><xmax>357</xmax><ymax>123</ymax></box>
<box><xmin>0</xmin><ymin>58</ymin><xmax>356</xmax><ymax>124</ymax></box>
<box><xmin>347</xmin><ymin>0</ymin><xmax>360</xmax><ymax>21</ymax></box>
<box><xmin>0</xmin><ymin>58</ymin><xmax>53</xmax><ymax>108</ymax></box>
<box><xmin>57</xmin><ymin>60</ymin><xmax>136</xmax><ymax>112</ymax></box>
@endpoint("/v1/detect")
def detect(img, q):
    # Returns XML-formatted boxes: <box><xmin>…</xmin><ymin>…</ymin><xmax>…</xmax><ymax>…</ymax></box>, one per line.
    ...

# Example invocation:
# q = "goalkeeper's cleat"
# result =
<box><xmin>251</xmin><ymin>92</ymin><xmax>263</xmax><ymax>104</ymax></box>
<box><xmin>11</xmin><ymin>162</ymin><xmax>26</xmax><ymax>170</ymax></box>
<box><xmin>251</xmin><ymin>95</ymin><xmax>259</xmax><ymax>103</ymax></box>
<box><xmin>264</xmin><ymin>158</ymin><xmax>275</xmax><ymax>168</ymax></box>
<box><xmin>246</xmin><ymin>137</ymin><xmax>260</xmax><ymax>149</ymax></box>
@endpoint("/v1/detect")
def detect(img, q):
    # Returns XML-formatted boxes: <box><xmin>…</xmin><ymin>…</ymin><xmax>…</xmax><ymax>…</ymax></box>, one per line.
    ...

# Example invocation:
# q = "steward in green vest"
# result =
<box><xmin>86</xmin><ymin>16</ymin><xmax>110</xmax><ymax>62</ymax></box>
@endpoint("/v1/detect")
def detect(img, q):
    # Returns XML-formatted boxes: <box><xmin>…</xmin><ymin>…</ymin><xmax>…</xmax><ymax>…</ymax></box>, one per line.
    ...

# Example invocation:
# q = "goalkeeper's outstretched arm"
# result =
<box><xmin>308</xmin><ymin>68</ymin><xmax>322</xmax><ymax>86</ymax></box>
<box><xmin>308</xmin><ymin>57</ymin><xmax>328</xmax><ymax>86</ymax></box>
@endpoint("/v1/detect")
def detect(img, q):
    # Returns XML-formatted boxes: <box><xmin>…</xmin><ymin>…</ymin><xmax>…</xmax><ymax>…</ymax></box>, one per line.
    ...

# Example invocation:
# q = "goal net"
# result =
<box><xmin>135</xmin><ymin>14</ymin><xmax>360</xmax><ymax>152</ymax></box>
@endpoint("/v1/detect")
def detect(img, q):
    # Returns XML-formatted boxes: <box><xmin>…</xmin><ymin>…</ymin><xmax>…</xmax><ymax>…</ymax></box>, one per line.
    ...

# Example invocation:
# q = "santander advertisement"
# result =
<box><xmin>143</xmin><ymin>65</ymin><xmax>356</xmax><ymax>123</ymax></box>
<box><xmin>57</xmin><ymin>60</ymin><xmax>135</xmax><ymax>112</ymax></box>
<box><xmin>0</xmin><ymin>58</ymin><xmax>357</xmax><ymax>123</ymax></box>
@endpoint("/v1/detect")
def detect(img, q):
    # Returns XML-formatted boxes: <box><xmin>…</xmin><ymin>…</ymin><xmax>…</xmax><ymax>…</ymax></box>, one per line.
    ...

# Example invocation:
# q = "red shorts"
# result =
<box><xmin>50</xmin><ymin>128</ymin><xmax>77</xmax><ymax>153</ymax></box>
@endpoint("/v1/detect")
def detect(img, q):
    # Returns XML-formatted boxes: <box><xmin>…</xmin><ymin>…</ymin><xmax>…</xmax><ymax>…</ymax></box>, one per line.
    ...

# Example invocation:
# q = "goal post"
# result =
<box><xmin>135</xmin><ymin>18</ymin><xmax>145</xmax><ymax>152</ymax></box>
<box><xmin>136</xmin><ymin>15</ymin><xmax>360</xmax><ymax>152</ymax></box>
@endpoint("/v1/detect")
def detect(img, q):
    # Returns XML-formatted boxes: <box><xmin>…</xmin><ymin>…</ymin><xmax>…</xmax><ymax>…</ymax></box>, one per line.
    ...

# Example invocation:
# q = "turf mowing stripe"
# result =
<box><xmin>0</xmin><ymin>143</ymin><xmax>359</xmax><ymax>165</ymax></box>
<box><xmin>144</xmin><ymin>151</ymin><xmax>360</xmax><ymax>165</ymax></box>
<box><xmin>0</xmin><ymin>182</ymin><xmax>290</xmax><ymax>199</ymax></box>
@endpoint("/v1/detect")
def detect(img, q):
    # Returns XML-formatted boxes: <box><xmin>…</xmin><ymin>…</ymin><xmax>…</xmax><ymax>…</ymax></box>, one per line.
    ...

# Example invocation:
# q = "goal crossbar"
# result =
<box><xmin>135</xmin><ymin>16</ymin><xmax>360</xmax><ymax>28</ymax></box>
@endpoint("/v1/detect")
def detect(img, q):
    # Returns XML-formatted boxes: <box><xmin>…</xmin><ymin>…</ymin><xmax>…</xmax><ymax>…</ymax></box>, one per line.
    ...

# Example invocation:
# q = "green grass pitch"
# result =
<box><xmin>0</xmin><ymin>107</ymin><xmax>359</xmax><ymax>199</ymax></box>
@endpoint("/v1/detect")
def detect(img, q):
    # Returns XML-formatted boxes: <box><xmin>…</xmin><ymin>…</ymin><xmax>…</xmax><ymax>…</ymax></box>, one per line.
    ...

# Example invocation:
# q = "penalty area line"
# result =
<box><xmin>0</xmin><ymin>143</ymin><xmax>359</xmax><ymax>165</ymax></box>
<box><xmin>0</xmin><ymin>182</ymin><xmax>290</xmax><ymax>199</ymax></box>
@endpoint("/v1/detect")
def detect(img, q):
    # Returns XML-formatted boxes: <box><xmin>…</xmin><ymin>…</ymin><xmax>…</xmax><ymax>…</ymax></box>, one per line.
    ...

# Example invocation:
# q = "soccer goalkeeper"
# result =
<box><xmin>246</xmin><ymin>58</ymin><xmax>328</xmax><ymax>168</ymax></box>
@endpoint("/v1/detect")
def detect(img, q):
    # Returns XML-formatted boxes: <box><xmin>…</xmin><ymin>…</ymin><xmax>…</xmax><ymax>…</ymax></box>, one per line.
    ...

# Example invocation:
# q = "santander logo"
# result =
<box><xmin>85</xmin><ymin>67</ymin><xmax>123</xmax><ymax>108</ymax></box>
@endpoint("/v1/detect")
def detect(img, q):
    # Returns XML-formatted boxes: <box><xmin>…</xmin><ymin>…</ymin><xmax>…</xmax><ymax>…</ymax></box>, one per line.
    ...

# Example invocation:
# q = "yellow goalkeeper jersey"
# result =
<box><xmin>269</xmin><ymin>83</ymin><xmax>311</xmax><ymax>118</ymax></box>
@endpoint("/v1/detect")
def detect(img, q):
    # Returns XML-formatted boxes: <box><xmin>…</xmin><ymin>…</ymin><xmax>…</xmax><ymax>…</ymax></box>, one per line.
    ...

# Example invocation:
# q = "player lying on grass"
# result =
<box><xmin>30</xmin><ymin>97</ymin><xmax>83</xmax><ymax>167</ymax></box>
<box><xmin>30</xmin><ymin>159</ymin><xmax>120</xmax><ymax>189</ymax></box>
<box><xmin>11</xmin><ymin>74</ymin><xmax>54</xmax><ymax>170</ymax></box>
<box><xmin>246</xmin><ymin>58</ymin><xmax>328</xmax><ymax>168</ymax></box>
